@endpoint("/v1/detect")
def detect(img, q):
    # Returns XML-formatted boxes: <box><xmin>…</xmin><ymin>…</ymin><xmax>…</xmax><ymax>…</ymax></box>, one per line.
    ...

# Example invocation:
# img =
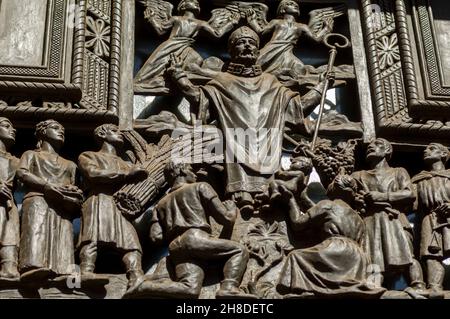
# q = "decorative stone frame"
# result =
<box><xmin>0</xmin><ymin>0</ymin><xmax>125</xmax><ymax>128</ymax></box>
<box><xmin>361</xmin><ymin>0</ymin><xmax>450</xmax><ymax>146</ymax></box>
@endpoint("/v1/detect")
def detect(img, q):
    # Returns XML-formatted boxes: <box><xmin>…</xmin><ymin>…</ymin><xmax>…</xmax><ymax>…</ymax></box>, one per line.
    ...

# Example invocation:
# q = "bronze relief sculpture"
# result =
<box><xmin>126</xmin><ymin>162</ymin><xmax>253</xmax><ymax>299</ymax></box>
<box><xmin>78</xmin><ymin>124</ymin><xmax>148</xmax><ymax>288</ymax></box>
<box><xmin>246</xmin><ymin>0</ymin><xmax>344</xmax><ymax>86</ymax></box>
<box><xmin>135</xmin><ymin>0</ymin><xmax>240</xmax><ymax>94</ymax></box>
<box><xmin>0</xmin><ymin>0</ymin><xmax>449</xmax><ymax>300</ymax></box>
<box><xmin>278</xmin><ymin>199</ymin><xmax>386</xmax><ymax>298</ymax></box>
<box><xmin>412</xmin><ymin>143</ymin><xmax>450</xmax><ymax>298</ymax></box>
<box><xmin>18</xmin><ymin>120</ymin><xmax>83</xmax><ymax>281</ymax></box>
<box><xmin>0</xmin><ymin>118</ymin><xmax>19</xmax><ymax>280</ymax></box>
<box><xmin>168</xmin><ymin>25</ymin><xmax>329</xmax><ymax>214</ymax></box>
<box><xmin>329</xmin><ymin>138</ymin><xmax>425</xmax><ymax>293</ymax></box>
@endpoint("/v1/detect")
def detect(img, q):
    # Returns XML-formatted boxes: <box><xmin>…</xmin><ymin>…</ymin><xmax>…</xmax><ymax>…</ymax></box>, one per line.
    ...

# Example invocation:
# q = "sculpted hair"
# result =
<box><xmin>277</xmin><ymin>0</ymin><xmax>300</xmax><ymax>17</ymax></box>
<box><xmin>430</xmin><ymin>142</ymin><xmax>450</xmax><ymax>163</ymax></box>
<box><xmin>164</xmin><ymin>161</ymin><xmax>190</xmax><ymax>185</ymax></box>
<box><xmin>35</xmin><ymin>119</ymin><xmax>63</xmax><ymax>148</ymax></box>
<box><xmin>376</xmin><ymin>138</ymin><xmax>393</xmax><ymax>160</ymax></box>
<box><xmin>94</xmin><ymin>124</ymin><xmax>119</xmax><ymax>144</ymax></box>
<box><xmin>0</xmin><ymin>117</ymin><xmax>12</xmax><ymax>126</ymax></box>
<box><xmin>291</xmin><ymin>156</ymin><xmax>313</xmax><ymax>175</ymax></box>
<box><xmin>177</xmin><ymin>0</ymin><xmax>200</xmax><ymax>15</ymax></box>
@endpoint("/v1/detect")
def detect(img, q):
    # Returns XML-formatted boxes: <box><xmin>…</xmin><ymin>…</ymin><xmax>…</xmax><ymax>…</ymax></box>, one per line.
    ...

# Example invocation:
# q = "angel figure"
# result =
<box><xmin>246</xmin><ymin>0</ymin><xmax>348</xmax><ymax>87</ymax></box>
<box><xmin>135</xmin><ymin>0</ymin><xmax>241</xmax><ymax>95</ymax></box>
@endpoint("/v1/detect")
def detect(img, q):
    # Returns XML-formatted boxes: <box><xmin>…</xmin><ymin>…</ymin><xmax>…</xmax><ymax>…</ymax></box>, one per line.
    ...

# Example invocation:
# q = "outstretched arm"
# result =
<box><xmin>248</xmin><ymin>16</ymin><xmax>277</xmax><ymax>35</ymax></box>
<box><xmin>200</xmin><ymin>20</ymin><xmax>236</xmax><ymax>39</ymax></box>
<box><xmin>299</xmin><ymin>71</ymin><xmax>335</xmax><ymax>117</ymax></box>
<box><xmin>167</xmin><ymin>54</ymin><xmax>203</xmax><ymax>106</ymax></box>
<box><xmin>287</xmin><ymin>191</ymin><xmax>311</xmax><ymax>232</ymax></box>
<box><xmin>146</xmin><ymin>7</ymin><xmax>175</xmax><ymax>36</ymax></box>
<box><xmin>299</xmin><ymin>20</ymin><xmax>332</xmax><ymax>43</ymax></box>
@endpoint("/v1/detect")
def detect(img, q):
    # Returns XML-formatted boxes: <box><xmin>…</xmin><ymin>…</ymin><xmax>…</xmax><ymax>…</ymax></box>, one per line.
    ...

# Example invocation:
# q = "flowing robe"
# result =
<box><xmin>0</xmin><ymin>152</ymin><xmax>19</xmax><ymax>248</ymax></box>
<box><xmin>257</xmin><ymin>22</ymin><xmax>309</xmax><ymax>78</ymax></box>
<box><xmin>351</xmin><ymin>167</ymin><xmax>415</xmax><ymax>272</ymax></box>
<box><xmin>77</xmin><ymin>151</ymin><xmax>141</xmax><ymax>253</ymax></box>
<box><xmin>277</xmin><ymin>200</ymin><xmax>386</xmax><ymax>297</ymax></box>
<box><xmin>134</xmin><ymin>19</ymin><xmax>203</xmax><ymax>95</ymax></box>
<box><xmin>412</xmin><ymin>170</ymin><xmax>450</xmax><ymax>259</ymax></box>
<box><xmin>19</xmin><ymin>150</ymin><xmax>77</xmax><ymax>275</ymax></box>
<box><xmin>198</xmin><ymin>71</ymin><xmax>304</xmax><ymax>195</ymax></box>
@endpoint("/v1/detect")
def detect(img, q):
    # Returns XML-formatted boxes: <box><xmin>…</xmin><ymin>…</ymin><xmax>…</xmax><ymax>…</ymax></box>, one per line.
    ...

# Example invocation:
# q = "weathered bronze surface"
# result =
<box><xmin>0</xmin><ymin>0</ymin><xmax>450</xmax><ymax>299</ymax></box>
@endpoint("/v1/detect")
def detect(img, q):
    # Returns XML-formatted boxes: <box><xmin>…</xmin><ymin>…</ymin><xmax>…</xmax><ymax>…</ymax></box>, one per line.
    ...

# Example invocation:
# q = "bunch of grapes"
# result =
<box><xmin>312</xmin><ymin>140</ymin><xmax>356</xmax><ymax>188</ymax></box>
<box><xmin>309</xmin><ymin>139</ymin><xmax>357</xmax><ymax>188</ymax></box>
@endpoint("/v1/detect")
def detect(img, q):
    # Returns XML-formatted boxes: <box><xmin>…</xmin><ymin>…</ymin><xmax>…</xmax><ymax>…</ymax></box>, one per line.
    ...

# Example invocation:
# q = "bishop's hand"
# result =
<box><xmin>167</xmin><ymin>54</ymin><xmax>186</xmax><ymax>81</ymax></box>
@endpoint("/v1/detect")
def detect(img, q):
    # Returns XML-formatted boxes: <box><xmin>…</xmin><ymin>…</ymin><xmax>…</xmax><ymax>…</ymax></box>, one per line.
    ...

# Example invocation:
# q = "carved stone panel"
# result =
<box><xmin>361</xmin><ymin>0</ymin><xmax>450</xmax><ymax>146</ymax></box>
<box><xmin>0</xmin><ymin>0</ymin><xmax>79</xmax><ymax>97</ymax></box>
<box><xmin>0</xmin><ymin>0</ymin><xmax>125</xmax><ymax>129</ymax></box>
<box><xmin>399</xmin><ymin>0</ymin><xmax>450</xmax><ymax>118</ymax></box>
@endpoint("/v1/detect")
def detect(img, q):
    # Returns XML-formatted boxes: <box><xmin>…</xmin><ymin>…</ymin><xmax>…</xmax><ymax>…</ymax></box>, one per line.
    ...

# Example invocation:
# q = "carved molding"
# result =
<box><xmin>79</xmin><ymin>0</ymin><xmax>121</xmax><ymax>113</ymax></box>
<box><xmin>361</xmin><ymin>0</ymin><xmax>450</xmax><ymax>144</ymax></box>
<box><xmin>397</xmin><ymin>0</ymin><xmax>450</xmax><ymax>118</ymax></box>
<box><xmin>0</xmin><ymin>0</ymin><xmax>81</xmax><ymax>99</ymax></box>
<box><xmin>0</xmin><ymin>0</ymin><xmax>124</xmax><ymax>127</ymax></box>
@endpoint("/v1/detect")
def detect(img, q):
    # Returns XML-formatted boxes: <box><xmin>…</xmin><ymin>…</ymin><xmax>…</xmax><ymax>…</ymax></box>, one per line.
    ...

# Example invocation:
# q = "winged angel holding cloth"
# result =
<box><xmin>245</xmin><ymin>0</ymin><xmax>353</xmax><ymax>87</ymax></box>
<box><xmin>135</xmin><ymin>0</ymin><xmax>240</xmax><ymax>95</ymax></box>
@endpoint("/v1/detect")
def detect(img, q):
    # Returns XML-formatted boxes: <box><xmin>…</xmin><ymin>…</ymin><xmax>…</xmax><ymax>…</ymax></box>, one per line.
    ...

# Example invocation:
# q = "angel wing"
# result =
<box><xmin>138</xmin><ymin>0</ymin><xmax>174</xmax><ymax>34</ymax></box>
<box><xmin>308</xmin><ymin>4</ymin><xmax>346</xmax><ymax>38</ymax></box>
<box><xmin>239</xmin><ymin>2</ymin><xmax>269</xmax><ymax>30</ymax></box>
<box><xmin>208</xmin><ymin>4</ymin><xmax>241</xmax><ymax>31</ymax></box>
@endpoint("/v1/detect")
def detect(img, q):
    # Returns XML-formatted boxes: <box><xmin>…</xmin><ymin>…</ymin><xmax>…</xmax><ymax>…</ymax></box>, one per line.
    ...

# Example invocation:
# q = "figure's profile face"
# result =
<box><xmin>179</xmin><ymin>0</ymin><xmax>200</xmax><ymax>15</ymax></box>
<box><xmin>182</xmin><ymin>165</ymin><xmax>197</xmax><ymax>183</ymax></box>
<box><xmin>231</xmin><ymin>37</ymin><xmax>259</xmax><ymax>66</ymax></box>
<box><xmin>0</xmin><ymin>120</ymin><xmax>16</xmax><ymax>147</ymax></box>
<box><xmin>366</xmin><ymin>139</ymin><xmax>389</xmax><ymax>161</ymax></box>
<box><xmin>104</xmin><ymin>125</ymin><xmax>124</xmax><ymax>146</ymax></box>
<box><xmin>424</xmin><ymin>143</ymin><xmax>447</xmax><ymax>163</ymax></box>
<box><xmin>279</xmin><ymin>1</ymin><xmax>300</xmax><ymax>16</ymax></box>
<box><xmin>44</xmin><ymin>122</ymin><xmax>65</xmax><ymax>145</ymax></box>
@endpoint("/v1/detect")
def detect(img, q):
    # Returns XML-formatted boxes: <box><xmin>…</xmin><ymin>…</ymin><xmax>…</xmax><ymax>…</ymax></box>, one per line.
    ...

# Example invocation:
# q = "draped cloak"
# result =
<box><xmin>77</xmin><ymin>151</ymin><xmax>142</xmax><ymax>253</ymax></box>
<box><xmin>277</xmin><ymin>200</ymin><xmax>386</xmax><ymax>297</ymax></box>
<box><xmin>351</xmin><ymin>167</ymin><xmax>415</xmax><ymax>272</ymax></box>
<box><xmin>19</xmin><ymin>150</ymin><xmax>77</xmax><ymax>275</ymax></box>
<box><xmin>198</xmin><ymin>71</ymin><xmax>304</xmax><ymax>195</ymax></box>
<box><xmin>134</xmin><ymin>19</ymin><xmax>203</xmax><ymax>94</ymax></box>
<box><xmin>0</xmin><ymin>152</ymin><xmax>19</xmax><ymax>248</ymax></box>
<box><xmin>412</xmin><ymin>170</ymin><xmax>450</xmax><ymax>259</ymax></box>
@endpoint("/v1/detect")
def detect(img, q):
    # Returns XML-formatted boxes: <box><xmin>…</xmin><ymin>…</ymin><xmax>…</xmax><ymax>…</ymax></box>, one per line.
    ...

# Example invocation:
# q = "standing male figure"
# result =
<box><xmin>18</xmin><ymin>120</ymin><xmax>83</xmax><ymax>281</ymax></box>
<box><xmin>168</xmin><ymin>26</ymin><xmax>329</xmax><ymax>213</ymax></box>
<box><xmin>412</xmin><ymin>143</ymin><xmax>450</xmax><ymax>296</ymax></box>
<box><xmin>0</xmin><ymin>118</ymin><xmax>19</xmax><ymax>279</ymax></box>
<box><xmin>329</xmin><ymin>138</ymin><xmax>425</xmax><ymax>291</ymax></box>
<box><xmin>77</xmin><ymin>124</ymin><xmax>148</xmax><ymax>287</ymax></box>
<box><xmin>126</xmin><ymin>162</ymin><xmax>251</xmax><ymax>299</ymax></box>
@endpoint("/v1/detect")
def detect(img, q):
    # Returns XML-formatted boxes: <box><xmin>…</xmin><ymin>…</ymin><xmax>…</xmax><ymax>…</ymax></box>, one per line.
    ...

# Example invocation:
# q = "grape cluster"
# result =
<box><xmin>311</xmin><ymin>141</ymin><xmax>356</xmax><ymax>188</ymax></box>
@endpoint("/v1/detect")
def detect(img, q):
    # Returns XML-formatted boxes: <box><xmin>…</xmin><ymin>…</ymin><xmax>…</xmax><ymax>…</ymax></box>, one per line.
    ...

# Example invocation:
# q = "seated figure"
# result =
<box><xmin>277</xmin><ymin>199</ymin><xmax>386</xmax><ymax>298</ymax></box>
